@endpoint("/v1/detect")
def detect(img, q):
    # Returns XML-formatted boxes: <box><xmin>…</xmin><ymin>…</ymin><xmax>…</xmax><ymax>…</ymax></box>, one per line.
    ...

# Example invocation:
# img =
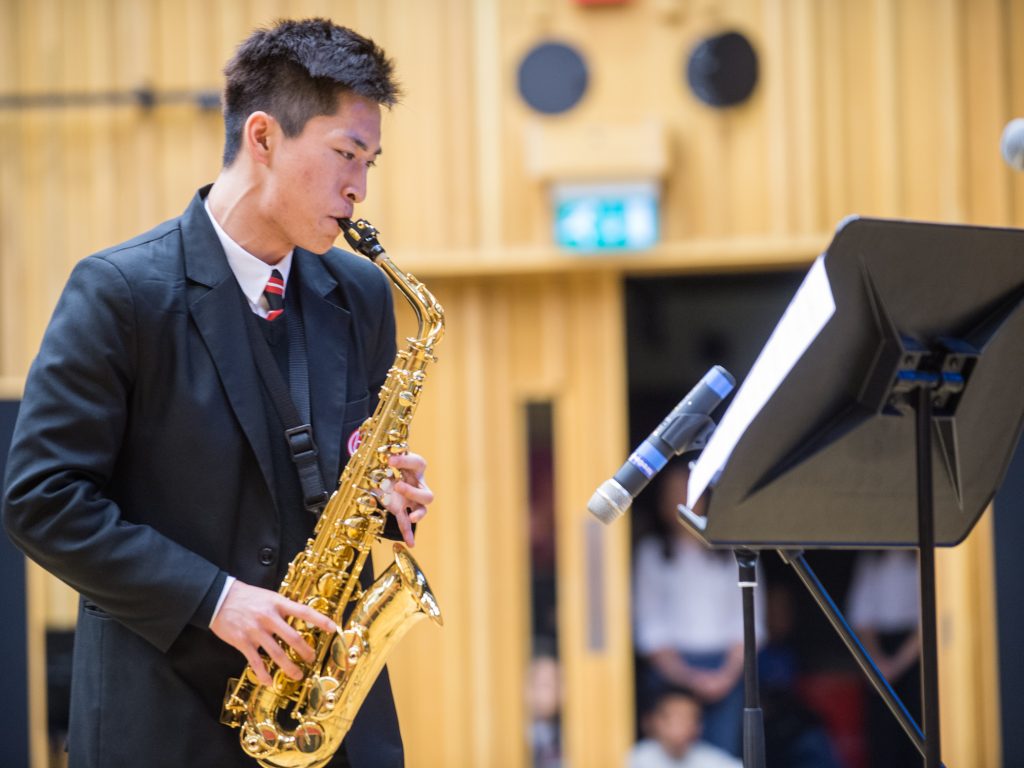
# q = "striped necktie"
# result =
<box><xmin>263</xmin><ymin>269</ymin><xmax>285</xmax><ymax>321</ymax></box>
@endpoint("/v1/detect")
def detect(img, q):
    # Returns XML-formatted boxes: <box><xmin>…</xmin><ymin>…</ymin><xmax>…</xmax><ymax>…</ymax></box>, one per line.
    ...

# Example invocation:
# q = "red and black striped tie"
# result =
<box><xmin>263</xmin><ymin>269</ymin><xmax>285</xmax><ymax>321</ymax></box>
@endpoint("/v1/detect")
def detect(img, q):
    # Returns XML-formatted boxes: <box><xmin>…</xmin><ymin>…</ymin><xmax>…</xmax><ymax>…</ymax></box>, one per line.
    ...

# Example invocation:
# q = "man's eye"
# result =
<box><xmin>336</xmin><ymin>149</ymin><xmax>355</xmax><ymax>160</ymax></box>
<box><xmin>366</xmin><ymin>159</ymin><xmax>377</xmax><ymax>169</ymax></box>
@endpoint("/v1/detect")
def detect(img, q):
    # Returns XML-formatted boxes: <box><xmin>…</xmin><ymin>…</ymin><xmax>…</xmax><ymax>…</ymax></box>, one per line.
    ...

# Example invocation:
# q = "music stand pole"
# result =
<box><xmin>915</xmin><ymin>386</ymin><xmax>942</xmax><ymax>768</ymax></box>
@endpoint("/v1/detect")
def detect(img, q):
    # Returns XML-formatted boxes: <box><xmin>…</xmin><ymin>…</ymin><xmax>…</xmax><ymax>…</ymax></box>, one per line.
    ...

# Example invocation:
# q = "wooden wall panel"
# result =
<box><xmin>383</xmin><ymin>272</ymin><xmax>630</xmax><ymax>768</ymax></box>
<box><xmin>6</xmin><ymin>0</ymin><xmax>1024</xmax><ymax>367</ymax></box>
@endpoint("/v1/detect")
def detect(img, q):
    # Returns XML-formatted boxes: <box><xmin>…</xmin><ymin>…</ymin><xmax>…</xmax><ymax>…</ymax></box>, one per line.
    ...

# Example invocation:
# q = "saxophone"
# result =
<box><xmin>221</xmin><ymin>218</ymin><xmax>444</xmax><ymax>768</ymax></box>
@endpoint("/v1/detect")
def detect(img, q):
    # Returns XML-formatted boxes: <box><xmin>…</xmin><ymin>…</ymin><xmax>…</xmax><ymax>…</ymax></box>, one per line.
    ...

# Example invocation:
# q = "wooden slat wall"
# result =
<box><xmin>3</xmin><ymin>1</ymin><xmax>1024</xmax><ymax>766</ymax></box>
<box><xmin>379</xmin><ymin>271</ymin><xmax>631</xmax><ymax>768</ymax></box>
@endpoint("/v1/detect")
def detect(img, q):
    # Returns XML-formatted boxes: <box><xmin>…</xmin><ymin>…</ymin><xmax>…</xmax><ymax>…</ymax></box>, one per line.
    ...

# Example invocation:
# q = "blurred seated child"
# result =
<box><xmin>627</xmin><ymin>688</ymin><xmax>742</xmax><ymax>768</ymax></box>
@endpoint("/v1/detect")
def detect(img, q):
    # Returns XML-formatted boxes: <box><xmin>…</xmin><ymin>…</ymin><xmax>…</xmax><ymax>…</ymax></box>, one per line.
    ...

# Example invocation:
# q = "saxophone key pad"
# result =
<box><xmin>309</xmin><ymin>675</ymin><xmax>339</xmax><ymax>715</ymax></box>
<box><xmin>294</xmin><ymin>722</ymin><xmax>326</xmax><ymax>754</ymax></box>
<box><xmin>330</xmin><ymin>628</ymin><xmax>368</xmax><ymax>673</ymax></box>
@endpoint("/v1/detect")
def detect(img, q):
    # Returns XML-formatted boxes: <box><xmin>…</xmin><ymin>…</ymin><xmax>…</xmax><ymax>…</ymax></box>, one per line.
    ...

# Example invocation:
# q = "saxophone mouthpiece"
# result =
<box><xmin>340</xmin><ymin>218</ymin><xmax>386</xmax><ymax>260</ymax></box>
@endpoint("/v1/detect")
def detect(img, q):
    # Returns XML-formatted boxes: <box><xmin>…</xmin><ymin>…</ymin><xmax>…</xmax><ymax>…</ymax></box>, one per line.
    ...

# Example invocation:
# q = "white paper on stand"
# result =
<box><xmin>687</xmin><ymin>255</ymin><xmax>837</xmax><ymax>510</ymax></box>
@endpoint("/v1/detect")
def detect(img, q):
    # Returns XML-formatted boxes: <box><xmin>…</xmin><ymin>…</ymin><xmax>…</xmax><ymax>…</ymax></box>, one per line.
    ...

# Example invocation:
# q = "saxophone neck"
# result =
<box><xmin>378</xmin><ymin>254</ymin><xmax>445</xmax><ymax>346</ymax></box>
<box><xmin>341</xmin><ymin>218</ymin><xmax>445</xmax><ymax>349</ymax></box>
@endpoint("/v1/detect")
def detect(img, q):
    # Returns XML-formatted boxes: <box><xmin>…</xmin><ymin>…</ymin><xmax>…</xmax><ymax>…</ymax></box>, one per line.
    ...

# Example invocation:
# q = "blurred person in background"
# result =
<box><xmin>526</xmin><ymin>643</ymin><xmax>563</xmax><ymax>768</ymax></box>
<box><xmin>846</xmin><ymin>550</ymin><xmax>921</xmax><ymax>768</ymax></box>
<box><xmin>632</xmin><ymin>464</ymin><xmax>765</xmax><ymax>758</ymax></box>
<box><xmin>627</xmin><ymin>687</ymin><xmax>742</xmax><ymax>768</ymax></box>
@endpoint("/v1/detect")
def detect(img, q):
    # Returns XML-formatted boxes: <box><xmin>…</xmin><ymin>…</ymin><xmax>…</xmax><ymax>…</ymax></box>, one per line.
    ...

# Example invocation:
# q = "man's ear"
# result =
<box><xmin>244</xmin><ymin>111</ymin><xmax>277</xmax><ymax>166</ymax></box>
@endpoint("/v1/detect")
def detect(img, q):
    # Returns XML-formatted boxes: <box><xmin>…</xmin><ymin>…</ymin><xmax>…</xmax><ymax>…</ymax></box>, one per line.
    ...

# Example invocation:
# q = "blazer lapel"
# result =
<box><xmin>181</xmin><ymin>189</ymin><xmax>278</xmax><ymax>502</ymax></box>
<box><xmin>294</xmin><ymin>249</ymin><xmax>351</xmax><ymax>483</ymax></box>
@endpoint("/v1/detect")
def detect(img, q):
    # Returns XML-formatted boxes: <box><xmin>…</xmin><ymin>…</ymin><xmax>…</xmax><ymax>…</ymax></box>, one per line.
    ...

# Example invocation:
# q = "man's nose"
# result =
<box><xmin>344</xmin><ymin>170</ymin><xmax>368</xmax><ymax>203</ymax></box>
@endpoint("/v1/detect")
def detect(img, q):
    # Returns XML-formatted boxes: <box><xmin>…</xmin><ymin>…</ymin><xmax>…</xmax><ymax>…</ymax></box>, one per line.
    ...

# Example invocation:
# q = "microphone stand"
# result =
<box><xmin>678</xmin><ymin>486</ymin><xmax>766</xmax><ymax>767</ymax></box>
<box><xmin>735</xmin><ymin>548</ymin><xmax>766</xmax><ymax>768</ymax></box>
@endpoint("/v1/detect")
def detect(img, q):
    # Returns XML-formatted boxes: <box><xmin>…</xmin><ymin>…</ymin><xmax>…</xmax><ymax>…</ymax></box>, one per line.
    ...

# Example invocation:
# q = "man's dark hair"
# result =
<box><xmin>221</xmin><ymin>18</ymin><xmax>401</xmax><ymax>166</ymax></box>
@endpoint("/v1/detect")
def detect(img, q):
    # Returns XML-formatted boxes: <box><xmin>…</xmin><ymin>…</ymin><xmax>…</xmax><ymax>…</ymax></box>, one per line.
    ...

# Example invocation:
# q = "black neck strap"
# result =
<box><xmin>242</xmin><ymin>298</ymin><xmax>328</xmax><ymax>514</ymax></box>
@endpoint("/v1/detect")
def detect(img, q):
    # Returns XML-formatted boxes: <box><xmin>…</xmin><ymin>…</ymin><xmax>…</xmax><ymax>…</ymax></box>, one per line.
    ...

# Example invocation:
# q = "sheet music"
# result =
<box><xmin>687</xmin><ymin>255</ymin><xmax>836</xmax><ymax>509</ymax></box>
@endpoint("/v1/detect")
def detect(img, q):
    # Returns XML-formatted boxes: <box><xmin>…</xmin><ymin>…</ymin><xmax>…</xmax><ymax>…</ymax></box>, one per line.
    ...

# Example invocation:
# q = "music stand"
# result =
<box><xmin>675</xmin><ymin>216</ymin><xmax>1024</xmax><ymax>768</ymax></box>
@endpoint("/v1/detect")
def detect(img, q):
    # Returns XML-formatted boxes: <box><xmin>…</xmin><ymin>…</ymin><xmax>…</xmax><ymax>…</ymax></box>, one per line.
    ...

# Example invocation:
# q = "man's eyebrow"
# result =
<box><xmin>350</xmin><ymin>136</ymin><xmax>383</xmax><ymax>156</ymax></box>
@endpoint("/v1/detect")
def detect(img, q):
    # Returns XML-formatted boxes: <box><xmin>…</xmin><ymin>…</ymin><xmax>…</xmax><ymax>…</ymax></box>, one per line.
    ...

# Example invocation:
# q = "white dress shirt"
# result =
<box><xmin>204</xmin><ymin>197</ymin><xmax>293</xmax><ymax>318</ymax></box>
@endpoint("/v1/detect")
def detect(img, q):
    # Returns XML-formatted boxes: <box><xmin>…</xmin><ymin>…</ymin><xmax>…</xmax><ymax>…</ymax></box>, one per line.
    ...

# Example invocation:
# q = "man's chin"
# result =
<box><xmin>297</xmin><ymin>233</ymin><xmax>340</xmax><ymax>255</ymax></box>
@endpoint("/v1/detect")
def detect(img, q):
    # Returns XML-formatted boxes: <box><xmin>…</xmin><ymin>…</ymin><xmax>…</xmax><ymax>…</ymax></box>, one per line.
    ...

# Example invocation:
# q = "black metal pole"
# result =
<box><xmin>916</xmin><ymin>386</ymin><xmax>942</xmax><ymax>768</ymax></box>
<box><xmin>735</xmin><ymin>548</ymin><xmax>766</xmax><ymax>768</ymax></box>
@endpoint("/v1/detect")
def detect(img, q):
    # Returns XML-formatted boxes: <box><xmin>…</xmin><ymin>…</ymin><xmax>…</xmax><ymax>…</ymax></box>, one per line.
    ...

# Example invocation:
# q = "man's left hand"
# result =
<box><xmin>380</xmin><ymin>452</ymin><xmax>432</xmax><ymax>547</ymax></box>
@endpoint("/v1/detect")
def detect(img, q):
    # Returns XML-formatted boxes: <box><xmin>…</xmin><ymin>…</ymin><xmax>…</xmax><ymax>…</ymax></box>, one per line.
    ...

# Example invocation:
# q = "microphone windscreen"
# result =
<box><xmin>1001</xmin><ymin>118</ymin><xmax>1024</xmax><ymax>171</ymax></box>
<box><xmin>588</xmin><ymin>480</ymin><xmax>631</xmax><ymax>524</ymax></box>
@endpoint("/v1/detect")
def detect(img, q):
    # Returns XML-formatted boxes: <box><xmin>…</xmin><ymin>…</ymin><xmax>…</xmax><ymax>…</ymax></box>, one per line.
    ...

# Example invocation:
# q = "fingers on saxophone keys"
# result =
<box><xmin>242</xmin><ymin>645</ymin><xmax>274</xmax><ymax>687</ymax></box>
<box><xmin>394</xmin><ymin>506</ymin><xmax>416</xmax><ymax>548</ymax></box>
<box><xmin>389</xmin><ymin>452</ymin><xmax>427</xmax><ymax>475</ymax></box>
<box><xmin>393</xmin><ymin>479</ymin><xmax>433</xmax><ymax>510</ymax></box>
<box><xmin>277</xmin><ymin>622</ymin><xmax>316</xmax><ymax>664</ymax></box>
<box><xmin>258</xmin><ymin>631</ymin><xmax>304</xmax><ymax>681</ymax></box>
<box><xmin>285</xmin><ymin>599</ymin><xmax>337</xmax><ymax>636</ymax></box>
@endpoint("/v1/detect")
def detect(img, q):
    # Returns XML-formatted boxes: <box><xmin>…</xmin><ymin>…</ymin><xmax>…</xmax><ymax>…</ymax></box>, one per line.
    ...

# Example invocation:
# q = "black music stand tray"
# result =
<box><xmin>676</xmin><ymin>216</ymin><xmax>1024</xmax><ymax>768</ymax></box>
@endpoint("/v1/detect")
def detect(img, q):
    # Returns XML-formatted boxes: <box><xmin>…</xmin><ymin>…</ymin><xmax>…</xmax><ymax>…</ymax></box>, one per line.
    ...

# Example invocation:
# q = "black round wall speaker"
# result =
<box><xmin>517</xmin><ymin>41</ymin><xmax>589</xmax><ymax>115</ymax></box>
<box><xmin>686</xmin><ymin>31</ymin><xmax>758</xmax><ymax>108</ymax></box>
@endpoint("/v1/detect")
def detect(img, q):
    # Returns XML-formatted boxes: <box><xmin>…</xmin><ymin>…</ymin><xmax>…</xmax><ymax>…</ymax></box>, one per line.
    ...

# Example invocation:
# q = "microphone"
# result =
<box><xmin>1001</xmin><ymin>118</ymin><xmax>1024</xmax><ymax>171</ymax></box>
<box><xmin>588</xmin><ymin>365</ymin><xmax>735</xmax><ymax>524</ymax></box>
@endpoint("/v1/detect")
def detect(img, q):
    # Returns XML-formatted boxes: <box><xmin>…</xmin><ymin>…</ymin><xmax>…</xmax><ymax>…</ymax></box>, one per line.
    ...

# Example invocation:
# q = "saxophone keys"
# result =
<box><xmin>304</xmin><ymin>595</ymin><xmax>331</xmax><ymax>620</ymax></box>
<box><xmin>330</xmin><ymin>627</ymin><xmax>368</xmax><ymax>673</ymax></box>
<box><xmin>317</xmin><ymin>571</ymin><xmax>341</xmax><ymax>598</ymax></box>
<box><xmin>294</xmin><ymin>722</ymin><xmax>326</xmax><ymax>754</ymax></box>
<box><xmin>308</xmin><ymin>675</ymin><xmax>340</xmax><ymax>716</ymax></box>
<box><xmin>343</xmin><ymin>514</ymin><xmax>372</xmax><ymax>538</ymax></box>
<box><xmin>273</xmin><ymin>669</ymin><xmax>301</xmax><ymax>695</ymax></box>
<box><xmin>241</xmin><ymin>721</ymin><xmax>279</xmax><ymax>753</ymax></box>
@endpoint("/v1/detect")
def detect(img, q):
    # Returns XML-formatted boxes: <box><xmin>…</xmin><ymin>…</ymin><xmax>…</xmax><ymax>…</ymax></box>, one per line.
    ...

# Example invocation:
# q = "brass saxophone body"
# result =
<box><xmin>221</xmin><ymin>218</ymin><xmax>444</xmax><ymax>768</ymax></box>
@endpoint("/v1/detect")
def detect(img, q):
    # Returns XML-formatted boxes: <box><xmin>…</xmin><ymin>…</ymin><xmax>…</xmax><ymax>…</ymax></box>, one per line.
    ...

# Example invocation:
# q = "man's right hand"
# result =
<box><xmin>210</xmin><ymin>580</ymin><xmax>337</xmax><ymax>686</ymax></box>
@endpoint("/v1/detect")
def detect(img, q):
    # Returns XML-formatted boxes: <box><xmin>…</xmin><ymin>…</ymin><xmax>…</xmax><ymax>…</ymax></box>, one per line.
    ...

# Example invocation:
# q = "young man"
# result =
<box><xmin>3</xmin><ymin>19</ymin><xmax>430</xmax><ymax>768</ymax></box>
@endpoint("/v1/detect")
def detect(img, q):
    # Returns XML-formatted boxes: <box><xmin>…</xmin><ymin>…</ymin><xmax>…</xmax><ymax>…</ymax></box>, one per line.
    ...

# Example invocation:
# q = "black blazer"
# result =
<box><xmin>3</xmin><ymin>188</ymin><xmax>404</xmax><ymax>767</ymax></box>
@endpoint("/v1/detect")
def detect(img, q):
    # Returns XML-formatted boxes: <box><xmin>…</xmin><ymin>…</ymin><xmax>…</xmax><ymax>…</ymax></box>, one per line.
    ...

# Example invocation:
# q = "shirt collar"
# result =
<box><xmin>203</xmin><ymin>197</ymin><xmax>293</xmax><ymax>309</ymax></box>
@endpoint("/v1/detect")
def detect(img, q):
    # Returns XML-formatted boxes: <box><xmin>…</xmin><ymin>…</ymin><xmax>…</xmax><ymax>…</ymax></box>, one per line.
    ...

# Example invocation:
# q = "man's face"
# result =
<box><xmin>264</xmin><ymin>93</ymin><xmax>382</xmax><ymax>255</ymax></box>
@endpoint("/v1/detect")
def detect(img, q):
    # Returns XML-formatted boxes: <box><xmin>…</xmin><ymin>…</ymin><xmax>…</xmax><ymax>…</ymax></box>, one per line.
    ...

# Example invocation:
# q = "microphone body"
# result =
<box><xmin>1001</xmin><ymin>118</ymin><xmax>1024</xmax><ymax>171</ymax></box>
<box><xmin>588</xmin><ymin>365</ymin><xmax>735</xmax><ymax>524</ymax></box>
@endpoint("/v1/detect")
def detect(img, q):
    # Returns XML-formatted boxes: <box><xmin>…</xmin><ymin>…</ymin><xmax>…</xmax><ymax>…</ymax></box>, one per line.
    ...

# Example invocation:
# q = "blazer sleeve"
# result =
<box><xmin>2</xmin><ymin>255</ymin><xmax>222</xmax><ymax>653</ymax></box>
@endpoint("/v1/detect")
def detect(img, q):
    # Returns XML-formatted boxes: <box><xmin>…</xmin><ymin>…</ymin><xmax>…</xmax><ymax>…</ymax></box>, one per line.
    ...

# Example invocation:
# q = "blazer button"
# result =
<box><xmin>258</xmin><ymin>546</ymin><xmax>276</xmax><ymax>566</ymax></box>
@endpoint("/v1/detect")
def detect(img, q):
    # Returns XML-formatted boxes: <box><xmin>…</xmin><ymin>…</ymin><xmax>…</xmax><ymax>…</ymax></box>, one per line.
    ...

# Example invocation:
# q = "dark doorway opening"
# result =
<box><xmin>625</xmin><ymin>270</ymin><xmax>869</xmax><ymax>768</ymax></box>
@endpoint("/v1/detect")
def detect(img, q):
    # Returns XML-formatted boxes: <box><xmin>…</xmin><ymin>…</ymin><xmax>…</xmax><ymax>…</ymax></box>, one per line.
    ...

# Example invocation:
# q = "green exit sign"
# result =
<box><xmin>553</xmin><ymin>181</ymin><xmax>659</xmax><ymax>252</ymax></box>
